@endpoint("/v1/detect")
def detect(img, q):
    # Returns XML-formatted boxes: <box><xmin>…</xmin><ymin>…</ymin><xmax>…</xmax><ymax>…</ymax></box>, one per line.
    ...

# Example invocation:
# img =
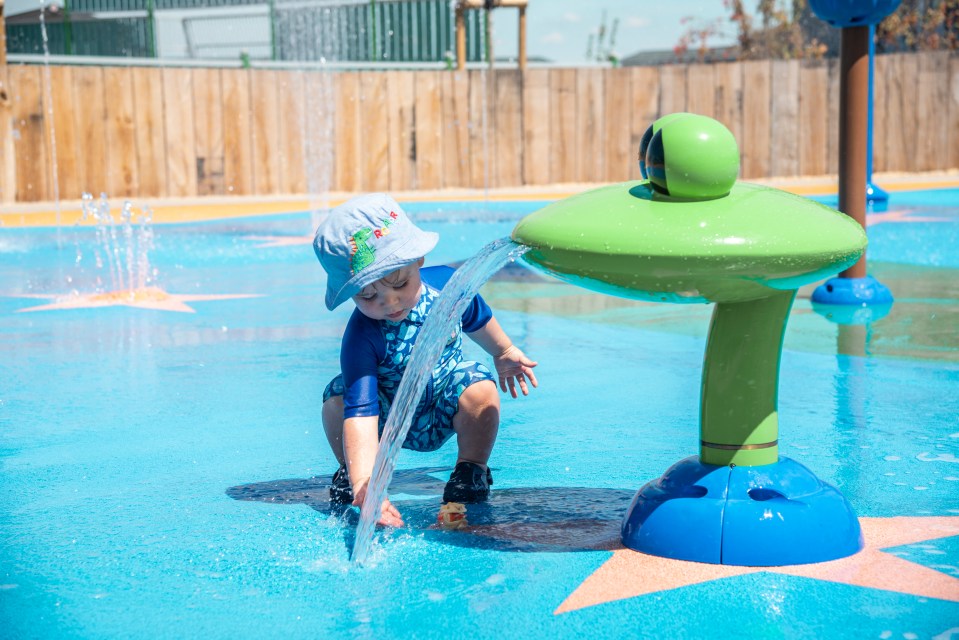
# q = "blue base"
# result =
<box><xmin>811</xmin><ymin>275</ymin><xmax>894</xmax><ymax>306</ymax></box>
<box><xmin>621</xmin><ymin>456</ymin><xmax>863</xmax><ymax>566</ymax></box>
<box><xmin>811</xmin><ymin>300</ymin><xmax>893</xmax><ymax>325</ymax></box>
<box><xmin>866</xmin><ymin>181</ymin><xmax>889</xmax><ymax>212</ymax></box>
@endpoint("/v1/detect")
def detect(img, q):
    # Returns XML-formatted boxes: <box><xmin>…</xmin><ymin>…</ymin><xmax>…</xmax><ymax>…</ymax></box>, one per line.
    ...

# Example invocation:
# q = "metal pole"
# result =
<box><xmin>865</xmin><ymin>23</ymin><xmax>888</xmax><ymax>208</ymax></box>
<box><xmin>518</xmin><ymin>5</ymin><xmax>526</xmax><ymax>70</ymax></box>
<box><xmin>838</xmin><ymin>26</ymin><xmax>869</xmax><ymax>279</ymax></box>
<box><xmin>146</xmin><ymin>0</ymin><xmax>156</xmax><ymax>58</ymax></box>
<box><xmin>269</xmin><ymin>0</ymin><xmax>277</xmax><ymax>61</ymax></box>
<box><xmin>63</xmin><ymin>0</ymin><xmax>73</xmax><ymax>55</ymax></box>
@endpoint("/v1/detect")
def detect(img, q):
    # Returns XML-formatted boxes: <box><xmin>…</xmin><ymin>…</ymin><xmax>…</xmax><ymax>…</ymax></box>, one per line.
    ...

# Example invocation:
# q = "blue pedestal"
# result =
<box><xmin>621</xmin><ymin>456</ymin><xmax>863</xmax><ymax>566</ymax></box>
<box><xmin>812</xmin><ymin>275</ymin><xmax>893</xmax><ymax>307</ymax></box>
<box><xmin>866</xmin><ymin>181</ymin><xmax>889</xmax><ymax>212</ymax></box>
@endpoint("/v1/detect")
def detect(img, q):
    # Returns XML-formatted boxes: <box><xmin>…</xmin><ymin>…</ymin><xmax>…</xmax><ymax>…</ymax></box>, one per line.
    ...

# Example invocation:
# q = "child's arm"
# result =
<box><xmin>467</xmin><ymin>316</ymin><xmax>539</xmax><ymax>398</ymax></box>
<box><xmin>343</xmin><ymin>415</ymin><xmax>404</xmax><ymax>527</ymax></box>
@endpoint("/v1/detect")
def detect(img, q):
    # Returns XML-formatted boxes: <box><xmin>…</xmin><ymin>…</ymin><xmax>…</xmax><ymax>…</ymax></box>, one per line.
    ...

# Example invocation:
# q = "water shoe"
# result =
<box><xmin>442</xmin><ymin>461</ymin><xmax>493</xmax><ymax>504</ymax></box>
<box><xmin>329</xmin><ymin>465</ymin><xmax>353</xmax><ymax>505</ymax></box>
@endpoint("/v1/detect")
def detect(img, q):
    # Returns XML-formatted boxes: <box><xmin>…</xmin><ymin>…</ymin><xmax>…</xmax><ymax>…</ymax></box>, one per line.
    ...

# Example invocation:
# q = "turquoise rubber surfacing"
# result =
<box><xmin>1</xmin><ymin>190</ymin><xmax>958</xmax><ymax>639</ymax></box>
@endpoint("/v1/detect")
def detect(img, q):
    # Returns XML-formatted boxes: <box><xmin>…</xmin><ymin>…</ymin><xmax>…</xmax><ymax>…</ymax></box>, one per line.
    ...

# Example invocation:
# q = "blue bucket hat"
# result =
<box><xmin>314</xmin><ymin>193</ymin><xmax>438</xmax><ymax>310</ymax></box>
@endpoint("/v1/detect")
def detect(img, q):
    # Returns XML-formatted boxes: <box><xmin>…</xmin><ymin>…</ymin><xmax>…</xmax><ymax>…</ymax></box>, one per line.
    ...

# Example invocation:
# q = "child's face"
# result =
<box><xmin>352</xmin><ymin>258</ymin><xmax>425</xmax><ymax>323</ymax></box>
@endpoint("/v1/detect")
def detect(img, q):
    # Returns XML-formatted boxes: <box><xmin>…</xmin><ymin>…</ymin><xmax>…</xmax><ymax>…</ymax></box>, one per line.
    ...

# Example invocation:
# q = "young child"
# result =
<box><xmin>314</xmin><ymin>193</ymin><xmax>538</xmax><ymax>527</ymax></box>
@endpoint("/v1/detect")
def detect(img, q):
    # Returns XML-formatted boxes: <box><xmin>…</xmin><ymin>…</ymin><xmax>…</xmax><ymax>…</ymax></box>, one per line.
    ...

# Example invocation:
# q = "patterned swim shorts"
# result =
<box><xmin>323</xmin><ymin>361</ymin><xmax>494</xmax><ymax>452</ymax></box>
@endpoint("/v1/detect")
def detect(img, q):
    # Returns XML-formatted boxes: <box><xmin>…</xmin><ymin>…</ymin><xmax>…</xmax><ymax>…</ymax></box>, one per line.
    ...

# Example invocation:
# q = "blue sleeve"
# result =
<box><xmin>340</xmin><ymin>310</ymin><xmax>385</xmax><ymax>419</ymax></box>
<box><xmin>421</xmin><ymin>265</ymin><xmax>493</xmax><ymax>333</ymax></box>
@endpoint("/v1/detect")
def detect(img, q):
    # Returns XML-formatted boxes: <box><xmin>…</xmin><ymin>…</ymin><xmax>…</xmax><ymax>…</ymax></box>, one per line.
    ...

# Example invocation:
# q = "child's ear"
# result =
<box><xmin>417</xmin><ymin>257</ymin><xmax>425</xmax><ymax>268</ymax></box>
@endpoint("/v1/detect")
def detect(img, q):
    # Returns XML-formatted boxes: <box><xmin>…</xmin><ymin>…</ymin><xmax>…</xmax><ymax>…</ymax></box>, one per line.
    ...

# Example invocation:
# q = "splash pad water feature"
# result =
<box><xmin>351</xmin><ymin>113</ymin><xmax>871</xmax><ymax>567</ymax></box>
<box><xmin>511</xmin><ymin>113</ymin><xmax>868</xmax><ymax>565</ymax></box>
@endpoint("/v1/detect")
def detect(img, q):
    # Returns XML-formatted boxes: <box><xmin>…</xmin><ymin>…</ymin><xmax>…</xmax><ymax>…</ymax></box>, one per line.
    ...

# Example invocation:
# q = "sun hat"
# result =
<box><xmin>314</xmin><ymin>193</ymin><xmax>439</xmax><ymax>310</ymax></box>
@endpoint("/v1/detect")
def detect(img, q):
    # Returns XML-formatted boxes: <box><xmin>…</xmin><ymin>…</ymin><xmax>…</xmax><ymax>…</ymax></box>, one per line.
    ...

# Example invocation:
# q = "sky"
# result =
<box><xmin>489</xmin><ymin>1</ymin><xmax>740</xmax><ymax>65</ymax></box>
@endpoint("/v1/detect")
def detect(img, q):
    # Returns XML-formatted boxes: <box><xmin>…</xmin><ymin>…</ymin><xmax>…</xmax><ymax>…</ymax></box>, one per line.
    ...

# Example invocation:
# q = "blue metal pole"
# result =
<box><xmin>865</xmin><ymin>23</ymin><xmax>889</xmax><ymax>210</ymax></box>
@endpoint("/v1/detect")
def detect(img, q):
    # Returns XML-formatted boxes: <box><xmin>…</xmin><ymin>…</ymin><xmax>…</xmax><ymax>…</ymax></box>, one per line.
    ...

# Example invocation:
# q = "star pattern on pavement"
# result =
<box><xmin>12</xmin><ymin>286</ymin><xmax>262</xmax><ymax>313</ymax></box>
<box><xmin>557</xmin><ymin>516</ymin><xmax>959</xmax><ymax>614</ymax></box>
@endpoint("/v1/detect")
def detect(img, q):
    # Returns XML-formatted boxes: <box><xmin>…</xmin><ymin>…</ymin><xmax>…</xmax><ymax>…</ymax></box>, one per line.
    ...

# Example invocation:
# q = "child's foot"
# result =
<box><xmin>329</xmin><ymin>465</ymin><xmax>353</xmax><ymax>505</ymax></box>
<box><xmin>442</xmin><ymin>461</ymin><xmax>493</xmax><ymax>504</ymax></box>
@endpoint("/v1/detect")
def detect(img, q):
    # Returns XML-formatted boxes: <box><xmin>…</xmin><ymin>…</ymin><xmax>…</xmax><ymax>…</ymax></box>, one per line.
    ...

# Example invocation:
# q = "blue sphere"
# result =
<box><xmin>808</xmin><ymin>0</ymin><xmax>900</xmax><ymax>27</ymax></box>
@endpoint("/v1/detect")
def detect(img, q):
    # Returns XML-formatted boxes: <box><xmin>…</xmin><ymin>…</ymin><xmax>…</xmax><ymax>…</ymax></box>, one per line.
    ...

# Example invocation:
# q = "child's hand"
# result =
<box><xmin>353</xmin><ymin>481</ymin><xmax>405</xmax><ymax>527</ymax></box>
<box><xmin>493</xmin><ymin>345</ymin><xmax>539</xmax><ymax>398</ymax></box>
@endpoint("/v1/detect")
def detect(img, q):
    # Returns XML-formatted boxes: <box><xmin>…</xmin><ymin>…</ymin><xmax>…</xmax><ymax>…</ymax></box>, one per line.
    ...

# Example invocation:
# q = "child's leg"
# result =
<box><xmin>322</xmin><ymin>395</ymin><xmax>346</xmax><ymax>466</ymax></box>
<box><xmin>451</xmin><ymin>380</ymin><xmax>500</xmax><ymax>469</ymax></box>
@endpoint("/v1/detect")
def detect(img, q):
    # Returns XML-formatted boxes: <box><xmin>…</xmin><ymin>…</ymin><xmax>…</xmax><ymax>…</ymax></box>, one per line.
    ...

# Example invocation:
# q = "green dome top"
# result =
<box><xmin>511</xmin><ymin>180</ymin><xmax>867</xmax><ymax>304</ymax></box>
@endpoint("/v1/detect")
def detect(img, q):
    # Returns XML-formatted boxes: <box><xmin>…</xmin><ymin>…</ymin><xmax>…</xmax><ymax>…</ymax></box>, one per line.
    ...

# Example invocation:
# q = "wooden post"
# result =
<box><xmin>455</xmin><ymin>5</ymin><xmax>466</xmax><ymax>70</ymax></box>
<box><xmin>838</xmin><ymin>26</ymin><xmax>870</xmax><ymax>279</ymax></box>
<box><xmin>0</xmin><ymin>0</ymin><xmax>14</xmax><ymax>204</ymax></box>
<box><xmin>456</xmin><ymin>1</ymin><xmax>528</xmax><ymax>70</ymax></box>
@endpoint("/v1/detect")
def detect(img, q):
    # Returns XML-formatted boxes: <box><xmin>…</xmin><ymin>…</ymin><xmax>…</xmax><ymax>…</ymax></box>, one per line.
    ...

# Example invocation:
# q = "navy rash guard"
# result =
<box><xmin>339</xmin><ymin>265</ymin><xmax>493</xmax><ymax>419</ymax></box>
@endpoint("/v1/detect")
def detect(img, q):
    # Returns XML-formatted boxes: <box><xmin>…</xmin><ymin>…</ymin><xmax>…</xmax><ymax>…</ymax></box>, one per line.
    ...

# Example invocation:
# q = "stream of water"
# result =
<box><xmin>351</xmin><ymin>237</ymin><xmax>529</xmax><ymax>565</ymax></box>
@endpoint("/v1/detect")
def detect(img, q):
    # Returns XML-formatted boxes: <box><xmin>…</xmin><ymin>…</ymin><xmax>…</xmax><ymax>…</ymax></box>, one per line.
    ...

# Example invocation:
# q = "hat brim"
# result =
<box><xmin>325</xmin><ymin>230</ymin><xmax>439</xmax><ymax>310</ymax></box>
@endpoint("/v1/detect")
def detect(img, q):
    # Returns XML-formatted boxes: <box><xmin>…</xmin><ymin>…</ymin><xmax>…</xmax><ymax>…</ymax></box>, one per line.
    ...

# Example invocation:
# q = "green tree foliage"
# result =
<box><xmin>676</xmin><ymin>0</ymin><xmax>957</xmax><ymax>62</ymax></box>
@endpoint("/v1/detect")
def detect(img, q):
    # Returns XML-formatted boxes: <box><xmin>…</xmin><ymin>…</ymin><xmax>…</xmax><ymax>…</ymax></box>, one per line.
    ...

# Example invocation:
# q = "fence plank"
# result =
<box><xmin>358</xmin><ymin>71</ymin><xmax>390</xmax><ymax>191</ymax></box>
<box><xmin>575</xmin><ymin>69</ymin><xmax>604</xmax><ymax>184</ymax></box>
<box><xmin>770</xmin><ymin>60</ymin><xmax>800</xmax><ymax>177</ymax></box>
<box><xmin>549</xmin><ymin>68</ymin><xmax>577</xmax><ymax>184</ymax></box>
<box><xmin>799</xmin><ymin>62</ymin><xmax>829</xmax><ymax>177</ymax></box>
<box><xmin>10</xmin><ymin>65</ymin><xmax>46</xmax><ymax>201</ymax></box>
<box><xmin>826</xmin><ymin>57</ymin><xmax>842</xmax><ymax>175</ymax></box>
<box><xmin>222</xmin><ymin>69</ymin><xmax>254</xmax><ymax>196</ymax></box>
<box><xmin>334</xmin><ymin>72</ymin><xmax>360</xmax><ymax>193</ymax></box>
<box><xmin>276</xmin><ymin>71</ymin><xmax>306</xmax><ymax>195</ymax></box>
<box><xmin>741</xmin><ymin>60</ymin><xmax>771</xmax><ymax>179</ymax></box>
<box><xmin>441</xmin><ymin>70</ymin><xmax>471</xmax><ymax>189</ymax></box>
<box><xmin>414</xmin><ymin>71</ymin><xmax>443</xmax><ymax>190</ymax></box>
<box><xmin>0</xmin><ymin>64</ymin><xmax>12</xmax><ymax>203</ymax></box>
<box><xmin>192</xmin><ymin>67</ymin><xmax>223</xmax><ymax>195</ymax></box>
<box><xmin>493</xmin><ymin>70</ymin><xmax>524</xmax><ymax>188</ymax></box>
<box><xmin>73</xmin><ymin>67</ymin><xmax>108</xmax><ymax>195</ymax></box>
<box><xmin>162</xmin><ymin>67</ymin><xmax>196</xmax><ymax>197</ymax></box>
<box><xmin>950</xmin><ymin>57</ymin><xmax>959</xmax><ymax>171</ymax></box>
<box><xmin>303</xmin><ymin>71</ymin><xmax>336</xmax><ymax>196</ymax></box>
<box><xmin>467</xmin><ymin>70</ymin><xmax>494</xmax><ymax>189</ymax></box>
<box><xmin>659</xmin><ymin>65</ymin><xmax>687</xmax><ymax>116</ymax></box>
<box><xmin>686</xmin><ymin>64</ymin><xmax>715</xmax><ymax>118</ymax></box>
<box><xmin>522</xmin><ymin>68</ymin><xmax>550</xmax><ymax>186</ymax></box>
<box><xmin>916</xmin><ymin>51</ymin><xmax>950</xmax><ymax>172</ymax></box>
<box><xmin>603</xmin><ymin>68</ymin><xmax>632</xmax><ymax>182</ymax></box>
<box><xmin>251</xmin><ymin>70</ymin><xmax>281</xmax><ymax>195</ymax></box>
<box><xmin>49</xmin><ymin>65</ymin><xmax>80</xmax><ymax>201</ymax></box>
<box><xmin>130</xmin><ymin>67</ymin><xmax>166</xmax><ymax>198</ymax></box>
<box><xmin>103</xmin><ymin>66</ymin><xmax>139</xmax><ymax>198</ymax></box>
<box><xmin>629</xmin><ymin>66</ymin><xmax>660</xmax><ymax>181</ymax></box>
<box><xmin>712</xmin><ymin>62</ymin><xmax>743</xmax><ymax>166</ymax></box>
<box><xmin>388</xmin><ymin>71</ymin><xmax>416</xmax><ymax>191</ymax></box>
<box><xmin>882</xmin><ymin>54</ymin><xmax>918</xmax><ymax>173</ymax></box>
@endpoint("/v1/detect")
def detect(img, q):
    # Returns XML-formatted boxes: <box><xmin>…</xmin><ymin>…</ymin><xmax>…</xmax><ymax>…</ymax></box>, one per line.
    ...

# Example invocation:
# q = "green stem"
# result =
<box><xmin>700</xmin><ymin>290</ymin><xmax>795</xmax><ymax>466</ymax></box>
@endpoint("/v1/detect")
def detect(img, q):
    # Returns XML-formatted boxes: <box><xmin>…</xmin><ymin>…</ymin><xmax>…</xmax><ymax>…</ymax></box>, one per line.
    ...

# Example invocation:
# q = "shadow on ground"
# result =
<box><xmin>227</xmin><ymin>467</ymin><xmax>635</xmax><ymax>553</ymax></box>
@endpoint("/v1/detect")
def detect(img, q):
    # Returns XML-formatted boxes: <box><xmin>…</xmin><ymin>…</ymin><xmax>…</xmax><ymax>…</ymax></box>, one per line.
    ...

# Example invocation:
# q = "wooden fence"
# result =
<box><xmin>1</xmin><ymin>51</ymin><xmax>957</xmax><ymax>204</ymax></box>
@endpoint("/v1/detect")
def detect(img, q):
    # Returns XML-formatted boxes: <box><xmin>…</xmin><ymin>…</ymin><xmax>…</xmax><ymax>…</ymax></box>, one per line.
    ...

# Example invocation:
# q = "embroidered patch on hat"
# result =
<box><xmin>348</xmin><ymin>211</ymin><xmax>400</xmax><ymax>275</ymax></box>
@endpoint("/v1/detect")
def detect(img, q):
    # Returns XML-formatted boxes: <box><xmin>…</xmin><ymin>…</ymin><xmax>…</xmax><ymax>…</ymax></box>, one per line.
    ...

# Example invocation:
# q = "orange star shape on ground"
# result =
<box><xmin>866</xmin><ymin>208</ymin><xmax>953</xmax><ymax>225</ymax></box>
<box><xmin>557</xmin><ymin>516</ymin><xmax>959</xmax><ymax>614</ymax></box>
<box><xmin>12</xmin><ymin>286</ymin><xmax>262</xmax><ymax>313</ymax></box>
